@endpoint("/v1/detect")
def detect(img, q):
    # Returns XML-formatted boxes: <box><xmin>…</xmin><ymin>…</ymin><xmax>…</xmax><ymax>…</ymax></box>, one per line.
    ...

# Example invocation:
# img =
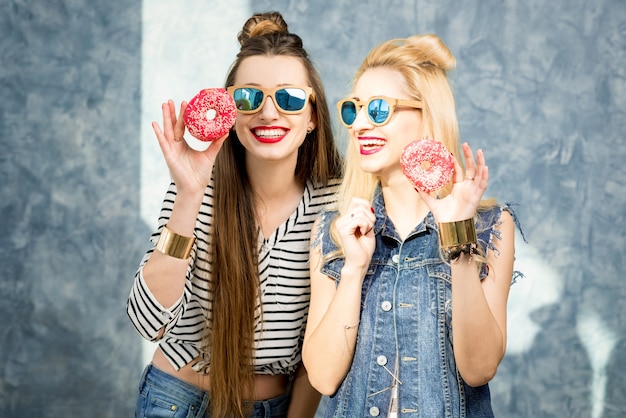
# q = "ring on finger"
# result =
<box><xmin>174</xmin><ymin>136</ymin><xmax>184</xmax><ymax>142</ymax></box>
<box><xmin>465</xmin><ymin>176</ymin><xmax>474</xmax><ymax>181</ymax></box>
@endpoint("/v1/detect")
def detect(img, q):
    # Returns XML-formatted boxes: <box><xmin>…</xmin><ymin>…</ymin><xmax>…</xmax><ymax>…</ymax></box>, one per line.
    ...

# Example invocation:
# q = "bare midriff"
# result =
<box><xmin>151</xmin><ymin>348</ymin><xmax>289</xmax><ymax>400</ymax></box>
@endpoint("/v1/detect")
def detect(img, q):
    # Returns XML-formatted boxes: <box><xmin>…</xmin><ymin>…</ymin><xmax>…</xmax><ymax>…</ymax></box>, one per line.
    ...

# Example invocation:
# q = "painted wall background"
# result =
<box><xmin>1</xmin><ymin>0</ymin><xmax>624</xmax><ymax>417</ymax></box>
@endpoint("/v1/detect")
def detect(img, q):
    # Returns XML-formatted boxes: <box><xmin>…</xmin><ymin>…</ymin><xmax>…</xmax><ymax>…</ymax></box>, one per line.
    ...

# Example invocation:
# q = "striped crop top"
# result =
<box><xmin>127</xmin><ymin>178</ymin><xmax>340</xmax><ymax>375</ymax></box>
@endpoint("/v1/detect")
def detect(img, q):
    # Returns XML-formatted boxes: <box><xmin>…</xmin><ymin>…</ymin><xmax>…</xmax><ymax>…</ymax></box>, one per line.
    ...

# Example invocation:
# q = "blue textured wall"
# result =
<box><xmin>1</xmin><ymin>1</ymin><xmax>625</xmax><ymax>417</ymax></box>
<box><xmin>0</xmin><ymin>1</ymin><xmax>147</xmax><ymax>417</ymax></box>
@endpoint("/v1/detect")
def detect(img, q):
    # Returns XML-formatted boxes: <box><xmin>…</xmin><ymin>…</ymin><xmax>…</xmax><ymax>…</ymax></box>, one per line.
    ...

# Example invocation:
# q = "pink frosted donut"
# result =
<box><xmin>184</xmin><ymin>88</ymin><xmax>237</xmax><ymax>142</ymax></box>
<box><xmin>400</xmin><ymin>139</ymin><xmax>455</xmax><ymax>193</ymax></box>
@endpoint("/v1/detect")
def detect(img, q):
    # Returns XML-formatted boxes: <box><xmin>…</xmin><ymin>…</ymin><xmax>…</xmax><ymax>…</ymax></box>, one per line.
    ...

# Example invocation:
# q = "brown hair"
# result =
<box><xmin>206</xmin><ymin>11</ymin><xmax>342</xmax><ymax>417</ymax></box>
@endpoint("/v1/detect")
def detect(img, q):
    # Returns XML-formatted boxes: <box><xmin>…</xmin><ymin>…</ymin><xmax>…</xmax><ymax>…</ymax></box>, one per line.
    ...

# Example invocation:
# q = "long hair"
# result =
<box><xmin>205</xmin><ymin>11</ymin><xmax>342</xmax><ymax>418</ymax></box>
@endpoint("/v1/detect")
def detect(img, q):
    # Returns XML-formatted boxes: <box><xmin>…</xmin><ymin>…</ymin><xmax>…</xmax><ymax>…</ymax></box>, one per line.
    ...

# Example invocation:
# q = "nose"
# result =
<box><xmin>258</xmin><ymin>96</ymin><xmax>280</xmax><ymax>120</ymax></box>
<box><xmin>349</xmin><ymin>105</ymin><xmax>373</xmax><ymax>131</ymax></box>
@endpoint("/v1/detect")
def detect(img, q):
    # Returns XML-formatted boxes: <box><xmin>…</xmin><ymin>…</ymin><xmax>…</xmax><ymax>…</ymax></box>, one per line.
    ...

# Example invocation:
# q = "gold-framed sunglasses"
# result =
<box><xmin>227</xmin><ymin>85</ymin><xmax>315</xmax><ymax>114</ymax></box>
<box><xmin>337</xmin><ymin>96</ymin><xmax>422</xmax><ymax>127</ymax></box>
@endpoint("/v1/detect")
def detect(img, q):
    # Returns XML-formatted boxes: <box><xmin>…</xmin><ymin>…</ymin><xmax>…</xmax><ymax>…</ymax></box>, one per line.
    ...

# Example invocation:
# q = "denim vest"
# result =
<box><xmin>316</xmin><ymin>191</ymin><xmax>519</xmax><ymax>418</ymax></box>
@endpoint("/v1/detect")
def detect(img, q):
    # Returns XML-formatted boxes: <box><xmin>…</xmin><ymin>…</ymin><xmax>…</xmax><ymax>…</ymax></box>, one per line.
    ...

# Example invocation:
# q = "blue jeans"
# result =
<box><xmin>136</xmin><ymin>364</ymin><xmax>290</xmax><ymax>418</ymax></box>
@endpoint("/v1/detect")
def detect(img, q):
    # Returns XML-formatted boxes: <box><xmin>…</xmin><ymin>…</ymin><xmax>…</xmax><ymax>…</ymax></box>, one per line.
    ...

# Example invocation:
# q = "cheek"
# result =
<box><xmin>233</xmin><ymin>114</ymin><xmax>249</xmax><ymax>135</ymax></box>
<box><xmin>301</xmin><ymin>108</ymin><xmax>315</xmax><ymax>129</ymax></box>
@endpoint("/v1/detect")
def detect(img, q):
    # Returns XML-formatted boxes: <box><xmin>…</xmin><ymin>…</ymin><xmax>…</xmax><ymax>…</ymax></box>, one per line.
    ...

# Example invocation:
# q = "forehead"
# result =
<box><xmin>235</xmin><ymin>55</ymin><xmax>309</xmax><ymax>87</ymax></box>
<box><xmin>353</xmin><ymin>67</ymin><xmax>407</xmax><ymax>98</ymax></box>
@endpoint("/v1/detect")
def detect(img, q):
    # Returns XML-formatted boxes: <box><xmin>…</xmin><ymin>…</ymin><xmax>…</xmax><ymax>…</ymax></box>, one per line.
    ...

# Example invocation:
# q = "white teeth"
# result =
<box><xmin>254</xmin><ymin>128</ymin><xmax>285</xmax><ymax>138</ymax></box>
<box><xmin>360</xmin><ymin>139</ymin><xmax>386</xmax><ymax>147</ymax></box>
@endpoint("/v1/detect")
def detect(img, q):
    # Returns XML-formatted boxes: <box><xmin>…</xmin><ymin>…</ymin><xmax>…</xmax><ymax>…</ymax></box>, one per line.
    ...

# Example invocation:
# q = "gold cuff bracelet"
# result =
<box><xmin>437</xmin><ymin>218</ymin><xmax>477</xmax><ymax>249</ymax></box>
<box><xmin>155</xmin><ymin>226</ymin><xmax>195</xmax><ymax>259</ymax></box>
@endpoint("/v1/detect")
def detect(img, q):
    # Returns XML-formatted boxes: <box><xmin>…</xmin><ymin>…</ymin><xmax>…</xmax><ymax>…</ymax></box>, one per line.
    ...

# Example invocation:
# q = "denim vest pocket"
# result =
<box><xmin>427</xmin><ymin>262</ymin><xmax>453</xmax><ymax>329</ymax></box>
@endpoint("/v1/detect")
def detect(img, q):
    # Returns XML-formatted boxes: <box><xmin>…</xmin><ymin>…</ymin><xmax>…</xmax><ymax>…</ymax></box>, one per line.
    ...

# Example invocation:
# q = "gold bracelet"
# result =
<box><xmin>155</xmin><ymin>226</ymin><xmax>195</xmax><ymax>259</ymax></box>
<box><xmin>437</xmin><ymin>218</ymin><xmax>477</xmax><ymax>249</ymax></box>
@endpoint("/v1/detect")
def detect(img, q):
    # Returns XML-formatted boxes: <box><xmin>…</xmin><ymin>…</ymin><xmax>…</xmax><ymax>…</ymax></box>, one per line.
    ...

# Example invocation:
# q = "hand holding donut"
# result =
<box><xmin>415</xmin><ymin>142</ymin><xmax>489</xmax><ymax>223</ymax></box>
<box><xmin>184</xmin><ymin>88</ymin><xmax>236</xmax><ymax>142</ymax></box>
<box><xmin>151</xmin><ymin>100</ymin><xmax>226</xmax><ymax>194</ymax></box>
<box><xmin>152</xmin><ymin>88</ymin><xmax>235</xmax><ymax>194</ymax></box>
<box><xmin>335</xmin><ymin>198</ymin><xmax>376</xmax><ymax>276</ymax></box>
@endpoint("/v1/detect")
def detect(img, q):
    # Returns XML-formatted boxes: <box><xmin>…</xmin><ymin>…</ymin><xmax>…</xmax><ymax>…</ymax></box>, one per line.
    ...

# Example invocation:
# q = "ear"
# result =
<box><xmin>308</xmin><ymin>111</ymin><xmax>317</xmax><ymax>132</ymax></box>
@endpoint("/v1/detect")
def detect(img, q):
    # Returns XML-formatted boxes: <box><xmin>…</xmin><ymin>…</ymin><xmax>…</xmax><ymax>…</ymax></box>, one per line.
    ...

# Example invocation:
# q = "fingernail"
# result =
<box><xmin>370</xmin><ymin>207</ymin><xmax>375</xmax><ymax>214</ymax></box>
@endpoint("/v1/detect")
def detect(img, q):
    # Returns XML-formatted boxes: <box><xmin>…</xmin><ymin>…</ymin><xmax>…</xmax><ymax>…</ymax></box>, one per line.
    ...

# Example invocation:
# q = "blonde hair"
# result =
<box><xmin>337</xmin><ymin>34</ymin><xmax>461</xmax><ymax>212</ymax></box>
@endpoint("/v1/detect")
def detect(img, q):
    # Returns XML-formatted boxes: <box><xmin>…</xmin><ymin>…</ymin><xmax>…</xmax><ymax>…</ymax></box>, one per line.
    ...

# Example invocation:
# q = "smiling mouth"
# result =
<box><xmin>253</xmin><ymin>127</ymin><xmax>288</xmax><ymax>143</ymax></box>
<box><xmin>359</xmin><ymin>138</ymin><xmax>386</xmax><ymax>153</ymax></box>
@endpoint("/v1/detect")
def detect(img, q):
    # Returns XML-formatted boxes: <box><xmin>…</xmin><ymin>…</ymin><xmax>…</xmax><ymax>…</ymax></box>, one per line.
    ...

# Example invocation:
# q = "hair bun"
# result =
<box><xmin>406</xmin><ymin>34</ymin><xmax>456</xmax><ymax>72</ymax></box>
<box><xmin>238</xmin><ymin>11</ymin><xmax>289</xmax><ymax>46</ymax></box>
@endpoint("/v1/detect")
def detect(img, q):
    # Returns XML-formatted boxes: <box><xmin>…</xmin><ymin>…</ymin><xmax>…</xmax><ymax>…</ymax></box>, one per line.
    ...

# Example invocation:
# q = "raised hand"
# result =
<box><xmin>335</xmin><ymin>198</ymin><xmax>377</xmax><ymax>275</ymax></box>
<box><xmin>152</xmin><ymin>100</ymin><xmax>228</xmax><ymax>194</ymax></box>
<box><xmin>419</xmin><ymin>142</ymin><xmax>489</xmax><ymax>223</ymax></box>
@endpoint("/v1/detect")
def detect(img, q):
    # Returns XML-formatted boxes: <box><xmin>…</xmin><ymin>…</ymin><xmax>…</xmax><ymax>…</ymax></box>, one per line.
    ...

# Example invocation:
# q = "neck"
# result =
<box><xmin>247</xmin><ymin>158</ymin><xmax>303</xmax><ymax>202</ymax></box>
<box><xmin>247</xmin><ymin>155</ymin><xmax>304</xmax><ymax>238</ymax></box>
<box><xmin>380</xmin><ymin>176</ymin><xmax>429</xmax><ymax>240</ymax></box>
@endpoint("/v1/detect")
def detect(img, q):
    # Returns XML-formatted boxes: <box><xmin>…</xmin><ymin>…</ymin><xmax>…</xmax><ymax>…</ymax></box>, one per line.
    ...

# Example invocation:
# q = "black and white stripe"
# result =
<box><xmin>127</xmin><ymin>178</ymin><xmax>340</xmax><ymax>375</ymax></box>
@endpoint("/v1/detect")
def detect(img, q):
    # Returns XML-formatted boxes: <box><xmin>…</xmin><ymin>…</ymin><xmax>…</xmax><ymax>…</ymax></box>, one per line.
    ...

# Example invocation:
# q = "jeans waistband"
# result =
<box><xmin>141</xmin><ymin>364</ymin><xmax>210</xmax><ymax>408</ymax></box>
<box><xmin>140</xmin><ymin>364</ymin><xmax>291</xmax><ymax>417</ymax></box>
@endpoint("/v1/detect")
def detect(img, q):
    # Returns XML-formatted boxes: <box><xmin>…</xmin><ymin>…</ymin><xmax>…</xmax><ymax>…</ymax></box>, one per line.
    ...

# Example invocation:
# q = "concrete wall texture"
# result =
<box><xmin>1</xmin><ymin>0</ymin><xmax>624</xmax><ymax>417</ymax></box>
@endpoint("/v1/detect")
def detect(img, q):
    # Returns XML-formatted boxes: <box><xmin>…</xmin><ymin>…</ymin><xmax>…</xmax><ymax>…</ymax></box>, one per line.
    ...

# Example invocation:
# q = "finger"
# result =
<box><xmin>174</xmin><ymin>101</ymin><xmax>188</xmax><ymax>141</ymax></box>
<box><xmin>353</xmin><ymin>217</ymin><xmax>373</xmax><ymax>238</ymax></box>
<box><xmin>162</xmin><ymin>101</ymin><xmax>176</xmax><ymax>141</ymax></box>
<box><xmin>350</xmin><ymin>209</ymin><xmax>376</xmax><ymax>239</ymax></box>
<box><xmin>462</xmin><ymin>142</ymin><xmax>477</xmax><ymax>181</ymax></box>
<box><xmin>152</xmin><ymin>120</ymin><xmax>170</xmax><ymax>156</ymax></box>
<box><xmin>167</xmin><ymin>100</ymin><xmax>178</xmax><ymax>125</ymax></box>
<box><xmin>452</xmin><ymin>155</ymin><xmax>464</xmax><ymax>184</ymax></box>
<box><xmin>479</xmin><ymin>165</ymin><xmax>489</xmax><ymax>190</ymax></box>
<box><xmin>203</xmin><ymin>132</ymin><xmax>229</xmax><ymax>161</ymax></box>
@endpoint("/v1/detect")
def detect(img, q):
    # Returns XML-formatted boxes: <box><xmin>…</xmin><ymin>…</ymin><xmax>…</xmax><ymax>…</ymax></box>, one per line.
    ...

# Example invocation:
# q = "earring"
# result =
<box><xmin>306</xmin><ymin>126</ymin><xmax>313</xmax><ymax>134</ymax></box>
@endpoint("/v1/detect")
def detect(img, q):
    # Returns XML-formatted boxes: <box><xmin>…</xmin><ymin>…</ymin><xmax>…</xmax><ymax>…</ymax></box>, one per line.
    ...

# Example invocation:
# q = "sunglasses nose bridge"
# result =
<box><xmin>350</xmin><ymin>101</ymin><xmax>375</xmax><ymax>128</ymax></box>
<box><xmin>258</xmin><ymin>93</ymin><xmax>281</xmax><ymax>118</ymax></box>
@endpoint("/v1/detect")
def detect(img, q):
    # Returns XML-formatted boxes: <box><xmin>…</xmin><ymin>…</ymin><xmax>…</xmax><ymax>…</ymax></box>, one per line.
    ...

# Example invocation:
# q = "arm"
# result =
<box><xmin>418</xmin><ymin>143</ymin><xmax>514</xmax><ymax>386</ymax></box>
<box><xmin>127</xmin><ymin>100</ymin><xmax>227</xmax><ymax>339</ymax></box>
<box><xmin>303</xmin><ymin>199</ymin><xmax>376</xmax><ymax>395</ymax></box>
<box><xmin>451</xmin><ymin>209</ymin><xmax>515</xmax><ymax>386</ymax></box>
<box><xmin>302</xmin><ymin>246</ymin><xmax>363</xmax><ymax>395</ymax></box>
<box><xmin>287</xmin><ymin>364</ymin><xmax>322</xmax><ymax>418</ymax></box>
<box><xmin>142</xmin><ymin>100</ymin><xmax>227</xmax><ymax>308</ymax></box>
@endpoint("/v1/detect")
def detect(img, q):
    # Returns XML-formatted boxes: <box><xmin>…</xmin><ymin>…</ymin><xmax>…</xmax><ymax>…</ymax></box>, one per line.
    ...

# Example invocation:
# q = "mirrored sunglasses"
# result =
<box><xmin>337</xmin><ymin>96</ymin><xmax>422</xmax><ymax>127</ymax></box>
<box><xmin>227</xmin><ymin>85</ymin><xmax>315</xmax><ymax>115</ymax></box>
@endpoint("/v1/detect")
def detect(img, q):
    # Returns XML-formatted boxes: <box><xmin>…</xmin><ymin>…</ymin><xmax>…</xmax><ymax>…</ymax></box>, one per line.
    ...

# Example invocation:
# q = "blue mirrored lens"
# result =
<box><xmin>275</xmin><ymin>88</ymin><xmax>306</xmax><ymax>111</ymax></box>
<box><xmin>367</xmin><ymin>99</ymin><xmax>390</xmax><ymax>124</ymax></box>
<box><xmin>233</xmin><ymin>88</ymin><xmax>263</xmax><ymax>111</ymax></box>
<box><xmin>340</xmin><ymin>101</ymin><xmax>357</xmax><ymax>125</ymax></box>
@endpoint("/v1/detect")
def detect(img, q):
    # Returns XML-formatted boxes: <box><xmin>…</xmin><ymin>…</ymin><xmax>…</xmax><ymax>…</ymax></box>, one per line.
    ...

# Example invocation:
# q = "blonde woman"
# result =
<box><xmin>303</xmin><ymin>34</ymin><xmax>521</xmax><ymax>417</ymax></box>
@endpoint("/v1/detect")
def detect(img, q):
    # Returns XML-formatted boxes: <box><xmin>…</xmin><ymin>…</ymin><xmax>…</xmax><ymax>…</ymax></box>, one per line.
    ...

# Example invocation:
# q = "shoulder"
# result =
<box><xmin>311</xmin><ymin>208</ymin><xmax>339</xmax><ymax>252</ymax></box>
<box><xmin>475</xmin><ymin>203</ymin><xmax>519</xmax><ymax>256</ymax></box>
<box><xmin>308</xmin><ymin>178</ymin><xmax>341</xmax><ymax>197</ymax></box>
<box><xmin>476</xmin><ymin>203</ymin><xmax>519</xmax><ymax>231</ymax></box>
<box><xmin>306</xmin><ymin>178</ymin><xmax>341</xmax><ymax>213</ymax></box>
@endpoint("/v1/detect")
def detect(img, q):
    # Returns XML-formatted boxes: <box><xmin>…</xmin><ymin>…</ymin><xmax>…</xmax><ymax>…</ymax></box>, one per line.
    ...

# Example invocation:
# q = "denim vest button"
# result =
<box><xmin>369</xmin><ymin>406</ymin><xmax>380</xmax><ymax>416</ymax></box>
<box><xmin>392</xmin><ymin>254</ymin><xmax>400</xmax><ymax>263</ymax></box>
<box><xmin>376</xmin><ymin>355</ymin><xmax>387</xmax><ymax>366</ymax></box>
<box><xmin>381</xmin><ymin>301</ymin><xmax>392</xmax><ymax>311</ymax></box>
